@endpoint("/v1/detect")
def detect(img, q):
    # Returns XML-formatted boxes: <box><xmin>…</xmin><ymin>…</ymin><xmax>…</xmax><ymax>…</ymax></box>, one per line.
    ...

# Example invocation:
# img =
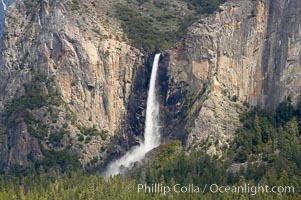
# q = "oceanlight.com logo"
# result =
<box><xmin>130</xmin><ymin>183</ymin><xmax>295</xmax><ymax>196</ymax></box>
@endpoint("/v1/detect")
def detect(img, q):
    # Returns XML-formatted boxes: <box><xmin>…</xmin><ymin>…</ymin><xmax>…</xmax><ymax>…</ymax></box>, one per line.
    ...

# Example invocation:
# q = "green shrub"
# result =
<box><xmin>231</xmin><ymin>95</ymin><xmax>238</xmax><ymax>102</ymax></box>
<box><xmin>5</xmin><ymin>73</ymin><xmax>64</xmax><ymax>117</ymax></box>
<box><xmin>37</xmin><ymin>148</ymin><xmax>81</xmax><ymax>172</ymax></box>
<box><xmin>115</xmin><ymin>1</ymin><xmax>226</xmax><ymax>52</ymax></box>
<box><xmin>49</xmin><ymin>129</ymin><xmax>69</xmax><ymax>147</ymax></box>
<box><xmin>28</xmin><ymin>122</ymin><xmax>49</xmax><ymax>140</ymax></box>
<box><xmin>100</xmin><ymin>130</ymin><xmax>108</xmax><ymax>140</ymax></box>
<box><xmin>186</xmin><ymin>0</ymin><xmax>227</xmax><ymax>14</ymax></box>
<box><xmin>78</xmin><ymin>135</ymin><xmax>84</xmax><ymax>142</ymax></box>
<box><xmin>85</xmin><ymin>136</ymin><xmax>92</xmax><ymax>144</ymax></box>
<box><xmin>77</xmin><ymin>125</ymin><xmax>108</xmax><ymax>140</ymax></box>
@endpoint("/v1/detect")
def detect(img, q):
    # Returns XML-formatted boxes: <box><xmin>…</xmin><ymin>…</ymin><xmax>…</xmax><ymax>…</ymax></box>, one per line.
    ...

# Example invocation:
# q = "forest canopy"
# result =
<box><xmin>0</xmin><ymin>98</ymin><xmax>300</xmax><ymax>199</ymax></box>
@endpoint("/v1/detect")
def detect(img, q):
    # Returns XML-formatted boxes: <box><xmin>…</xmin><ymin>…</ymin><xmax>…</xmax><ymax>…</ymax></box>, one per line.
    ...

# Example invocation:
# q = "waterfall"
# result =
<box><xmin>1</xmin><ymin>0</ymin><xmax>6</xmax><ymax>11</ymax></box>
<box><xmin>144</xmin><ymin>53</ymin><xmax>161</xmax><ymax>151</ymax></box>
<box><xmin>104</xmin><ymin>53</ymin><xmax>161</xmax><ymax>178</ymax></box>
<box><xmin>1</xmin><ymin>0</ymin><xmax>15</xmax><ymax>49</ymax></box>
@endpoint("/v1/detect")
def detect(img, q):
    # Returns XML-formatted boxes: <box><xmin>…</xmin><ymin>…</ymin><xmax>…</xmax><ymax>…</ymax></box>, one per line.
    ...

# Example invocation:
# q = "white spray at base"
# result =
<box><xmin>104</xmin><ymin>53</ymin><xmax>161</xmax><ymax>178</ymax></box>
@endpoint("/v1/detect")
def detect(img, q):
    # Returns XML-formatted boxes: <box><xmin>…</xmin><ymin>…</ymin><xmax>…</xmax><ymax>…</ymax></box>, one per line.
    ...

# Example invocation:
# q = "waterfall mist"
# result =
<box><xmin>104</xmin><ymin>53</ymin><xmax>161</xmax><ymax>178</ymax></box>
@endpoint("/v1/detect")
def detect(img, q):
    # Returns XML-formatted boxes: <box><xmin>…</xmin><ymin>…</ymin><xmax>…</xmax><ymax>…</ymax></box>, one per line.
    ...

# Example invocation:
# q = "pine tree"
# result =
<box><xmin>17</xmin><ymin>186</ymin><xmax>26</xmax><ymax>200</ymax></box>
<box><xmin>252</xmin><ymin>115</ymin><xmax>262</xmax><ymax>149</ymax></box>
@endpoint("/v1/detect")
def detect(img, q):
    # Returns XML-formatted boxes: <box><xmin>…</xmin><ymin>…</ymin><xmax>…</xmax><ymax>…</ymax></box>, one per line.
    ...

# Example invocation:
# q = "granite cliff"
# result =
<box><xmin>0</xmin><ymin>0</ymin><xmax>144</xmax><ymax>171</ymax></box>
<box><xmin>0</xmin><ymin>0</ymin><xmax>300</xmax><ymax>171</ymax></box>
<box><xmin>165</xmin><ymin>0</ymin><xmax>301</xmax><ymax>155</ymax></box>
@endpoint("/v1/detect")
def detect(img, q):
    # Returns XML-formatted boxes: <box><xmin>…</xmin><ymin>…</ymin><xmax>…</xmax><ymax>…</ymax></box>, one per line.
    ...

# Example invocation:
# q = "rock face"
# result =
<box><xmin>0</xmin><ymin>0</ymin><xmax>15</xmax><ymax>48</ymax></box>
<box><xmin>166</xmin><ymin>0</ymin><xmax>301</xmax><ymax>154</ymax></box>
<box><xmin>0</xmin><ymin>0</ymin><xmax>143</xmax><ymax>171</ymax></box>
<box><xmin>0</xmin><ymin>0</ymin><xmax>300</xmax><ymax>171</ymax></box>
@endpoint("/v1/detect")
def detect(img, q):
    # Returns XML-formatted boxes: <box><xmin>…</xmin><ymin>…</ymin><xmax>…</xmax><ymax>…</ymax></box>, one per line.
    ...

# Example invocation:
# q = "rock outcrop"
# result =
<box><xmin>0</xmin><ymin>0</ymin><xmax>143</xmax><ymax>171</ymax></box>
<box><xmin>166</xmin><ymin>0</ymin><xmax>301</xmax><ymax>154</ymax></box>
<box><xmin>0</xmin><ymin>0</ymin><xmax>15</xmax><ymax>48</ymax></box>
<box><xmin>0</xmin><ymin>0</ymin><xmax>300</xmax><ymax>171</ymax></box>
